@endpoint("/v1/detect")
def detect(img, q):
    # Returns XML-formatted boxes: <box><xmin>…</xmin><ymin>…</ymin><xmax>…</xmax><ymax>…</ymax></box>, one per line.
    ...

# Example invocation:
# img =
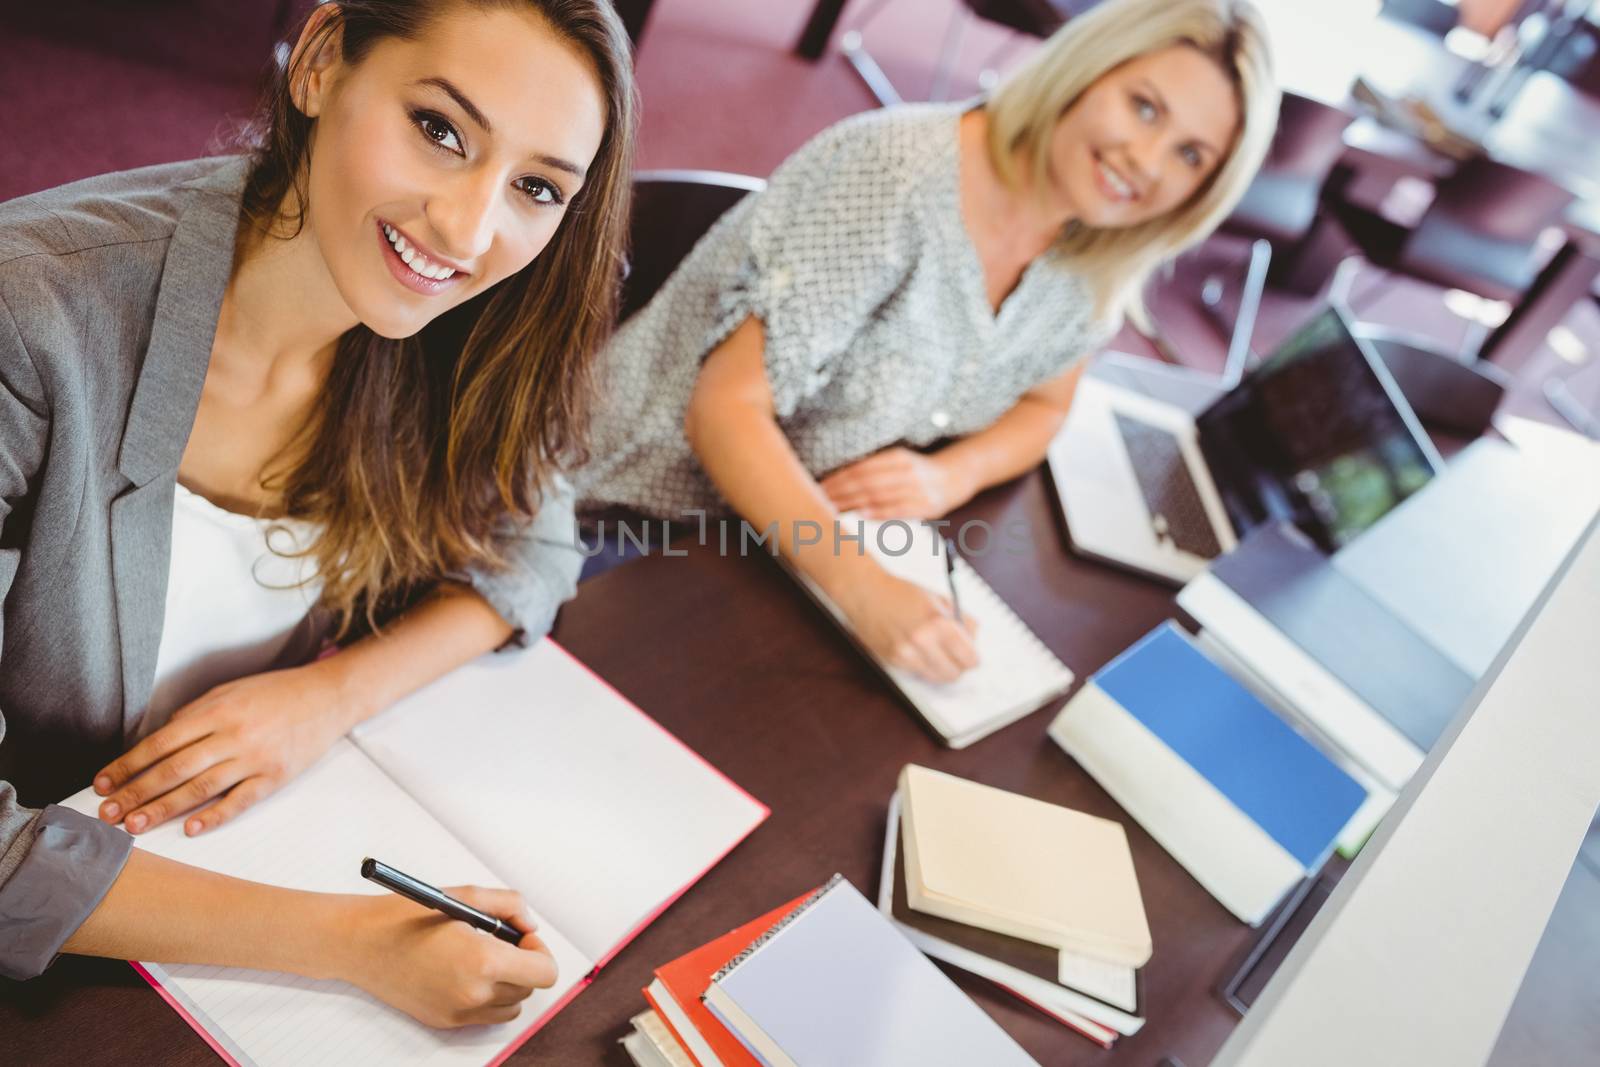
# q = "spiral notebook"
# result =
<box><xmin>789</xmin><ymin>517</ymin><xmax>1074</xmax><ymax>748</ymax></box>
<box><xmin>60</xmin><ymin>639</ymin><xmax>768</xmax><ymax>1067</ymax></box>
<box><xmin>702</xmin><ymin>876</ymin><xmax>1039</xmax><ymax>1066</ymax></box>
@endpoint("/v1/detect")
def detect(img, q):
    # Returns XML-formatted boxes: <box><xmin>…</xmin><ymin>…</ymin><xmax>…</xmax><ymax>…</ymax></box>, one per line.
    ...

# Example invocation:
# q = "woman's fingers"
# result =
<box><xmin>936</xmin><ymin>616</ymin><xmax>980</xmax><ymax>672</ymax></box>
<box><xmin>99</xmin><ymin>737</ymin><xmax>228</xmax><ymax>825</ymax></box>
<box><xmin>916</xmin><ymin>620</ymin><xmax>969</xmax><ymax>683</ymax></box>
<box><xmin>94</xmin><ymin>712</ymin><xmax>214</xmax><ymax>795</ymax></box>
<box><xmin>487</xmin><ymin>981</ymin><xmax>538</xmax><ymax>1007</ymax></box>
<box><xmin>446</xmin><ymin>886</ymin><xmax>538</xmax><ymax>933</ymax></box>
<box><xmin>123</xmin><ymin>758</ymin><xmax>248</xmax><ymax>834</ymax></box>
<box><xmin>458</xmin><ymin>1002</ymin><xmax>525</xmax><ymax>1026</ymax></box>
<box><xmin>182</xmin><ymin>775</ymin><xmax>274</xmax><ymax>836</ymax></box>
<box><xmin>487</xmin><ymin>939</ymin><xmax>559</xmax><ymax>991</ymax></box>
<box><xmin>888</xmin><ymin>610</ymin><xmax>978</xmax><ymax>684</ymax></box>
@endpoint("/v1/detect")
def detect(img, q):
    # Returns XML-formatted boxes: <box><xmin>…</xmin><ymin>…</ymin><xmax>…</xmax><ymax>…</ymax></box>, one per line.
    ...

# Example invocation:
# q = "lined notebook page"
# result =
<box><xmin>350</xmin><ymin>639</ymin><xmax>768</xmax><ymax>964</ymax></box>
<box><xmin>61</xmin><ymin>739</ymin><xmax>592</xmax><ymax>1067</ymax></box>
<box><xmin>797</xmin><ymin>518</ymin><xmax>1074</xmax><ymax>746</ymax></box>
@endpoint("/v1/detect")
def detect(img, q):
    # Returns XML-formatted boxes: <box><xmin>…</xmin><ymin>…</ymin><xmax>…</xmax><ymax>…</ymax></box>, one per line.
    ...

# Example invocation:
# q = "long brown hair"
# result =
<box><xmin>239</xmin><ymin>0</ymin><xmax>636</xmax><ymax>636</ymax></box>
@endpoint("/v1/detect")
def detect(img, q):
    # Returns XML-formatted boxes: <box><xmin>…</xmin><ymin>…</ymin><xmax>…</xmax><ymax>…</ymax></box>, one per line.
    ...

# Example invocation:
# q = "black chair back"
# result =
<box><xmin>1226</xmin><ymin>91</ymin><xmax>1354</xmax><ymax>245</ymax></box>
<box><xmin>1398</xmin><ymin>156</ymin><xmax>1575</xmax><ymax>299</ymax></box>
<box><xmin>960</xmin><ymin>0</ymin><xmax>1079</xmax><ymax>37</ymax></box>
<box><xmin>621</xmin><ymin>170</ymin><xmax>765</xmax><ymax>323</ymax></box>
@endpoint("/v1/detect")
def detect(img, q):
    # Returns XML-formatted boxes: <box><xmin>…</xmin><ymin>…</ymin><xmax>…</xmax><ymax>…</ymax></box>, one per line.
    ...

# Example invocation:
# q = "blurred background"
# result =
<box><xmin>3</xmin><ymin>0</ymin><xmax>1599</xmax><ymax>441</ymax></box>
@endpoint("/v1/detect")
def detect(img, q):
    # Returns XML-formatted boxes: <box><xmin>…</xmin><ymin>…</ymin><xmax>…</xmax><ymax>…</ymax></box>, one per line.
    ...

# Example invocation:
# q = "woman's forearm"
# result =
<box><xmin>692</xmin><ymin>392</ymin><xmax>878</xmax><ymax>596</ymax></box>
<box><xmin>933</xmin><ymin>396</ymin><xmax>1069</xmax><ymax>501</ymax></box>
<box><xmin>933</xmin><ymin>364</ymin><xmax>1087</xmax><ymax>499</ymax></box>
<box><xmin>62</xmin><ymin>849</ymin><xmax>354</xmax><ymax>978</ymax></box>
<box><xmin>686</xmin><ymin>319</ymin><xmax>882</xmax><ymax>606</ymax></box>
<box><xmin>318</xmin><ymin>584</ymin><xmax>514</xmax><ymax>730</ymax></box>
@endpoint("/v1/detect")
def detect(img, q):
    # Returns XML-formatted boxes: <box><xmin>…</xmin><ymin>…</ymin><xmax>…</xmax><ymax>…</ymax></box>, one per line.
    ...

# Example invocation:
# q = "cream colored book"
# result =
<box><xmin>899</xmin><ymin>764</ymin><xmax>1152</xmax><ymax>967</ymax></box>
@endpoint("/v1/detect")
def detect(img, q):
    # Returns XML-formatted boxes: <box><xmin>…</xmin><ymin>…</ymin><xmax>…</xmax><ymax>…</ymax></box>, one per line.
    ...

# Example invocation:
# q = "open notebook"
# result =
<box><xmin>788</xmin><ymin>517</ymin><xmax>1074</xmax><ymax>748</ymax></box>
<box><xmin>61</xmin><ymin>639</ymin><xmax>768</xmax><ymax>1067</ymax></box>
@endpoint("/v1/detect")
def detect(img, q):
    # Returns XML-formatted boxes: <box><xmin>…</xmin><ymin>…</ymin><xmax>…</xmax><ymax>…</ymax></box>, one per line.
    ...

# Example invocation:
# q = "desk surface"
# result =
<box><xmin>3</xmin><ymin>469</ymin><xmax>1313</xmax><ymax>1066</ymax></box>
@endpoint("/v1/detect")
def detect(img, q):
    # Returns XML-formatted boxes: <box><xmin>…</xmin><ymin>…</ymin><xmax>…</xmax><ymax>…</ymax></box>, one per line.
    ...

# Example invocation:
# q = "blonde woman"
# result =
<box><xmin>578</xmin><ymin>0</ymin><xmax>1278</xmax><ymax>683</ymax></box>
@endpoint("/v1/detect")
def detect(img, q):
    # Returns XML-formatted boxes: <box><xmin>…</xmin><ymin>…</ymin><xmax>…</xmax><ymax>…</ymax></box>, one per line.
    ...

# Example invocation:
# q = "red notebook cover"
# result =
<box><xmin>642</xmin><ymin>892</ymin><xmax>814</xmax><ymax>1067</ymax></box>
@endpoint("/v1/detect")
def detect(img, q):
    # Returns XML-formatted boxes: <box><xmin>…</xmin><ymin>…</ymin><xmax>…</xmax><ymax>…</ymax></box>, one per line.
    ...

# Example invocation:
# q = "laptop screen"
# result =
<box><xmin>1196</xmin><ymin>307</ymin><xmax>1442</xmax><ymax>551</ymax></box>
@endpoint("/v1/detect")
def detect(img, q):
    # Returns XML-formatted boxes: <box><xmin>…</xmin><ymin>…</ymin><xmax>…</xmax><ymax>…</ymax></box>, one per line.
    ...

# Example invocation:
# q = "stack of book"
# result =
<box><xmin>877</xmin><ymin>764</ymin><xmax>1152</xmax><ymax>1048</ymax></box>
<box><xmin>1175</xmin><ymin>441</ymin><xmax>1600</xmax><ymax>848</ymax></box>
<box><xmin>1176</xmin><ymin>522</ymin><xmax>1464</xmax><ymax>848</ymax></box>
<box><xmin>1048</xmin><ymin>622</ymin><xmax>1369</xmax><ymax>925</ymax></box>
<box><xmin>620</xmin><ymin>875</ymin><xmax>1039</xmax><ymax>1066</ymax></box>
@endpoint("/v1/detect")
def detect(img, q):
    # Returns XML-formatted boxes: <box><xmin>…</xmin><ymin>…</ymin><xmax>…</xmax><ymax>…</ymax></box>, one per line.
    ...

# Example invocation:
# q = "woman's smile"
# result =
<box><xmin>376</xmin><ymin>218</ymin><xmax>468</xmax><ymax>296</ymax></box>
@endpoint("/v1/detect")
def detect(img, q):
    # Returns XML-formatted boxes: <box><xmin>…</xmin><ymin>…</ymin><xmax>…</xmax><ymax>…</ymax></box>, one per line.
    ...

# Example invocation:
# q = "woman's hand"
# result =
<box><xmin>332</xmin><ymin>886</ymin><xmax>559</xmax><ymax>1029</ymax></box>
<box><xmin>820</xmin><ymin>447</ymin><xmax>974</xmax><ymax>520</ymax></box>
<box><xmin>93</xmin><ymin>659</ymin><xmax>364</xmax><ymax>837</ymax></box>
<box><xmin>837</xmin><ymin>565</ymin><xmax>979</xmax><ymax>684</ymax></box>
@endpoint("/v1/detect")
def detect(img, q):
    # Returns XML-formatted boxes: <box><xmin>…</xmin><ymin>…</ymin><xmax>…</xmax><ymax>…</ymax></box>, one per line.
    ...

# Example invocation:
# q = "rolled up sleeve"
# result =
<box><xmin>0</xmin><ymin>289</ymin><xmax>135</xmax><ymax>979</ymax></box>
<box><xmin>0</xmin><ymin>791</ymin><xmax>133</xmax><ymax>980</ymax></box>
<box><xmin>461</xmin><ymin>473</ymin><xmax>583</xmax><ymax>648</ymax></box>
<box><xmin>708</xmin><ymin>115</ymin><xmax>920</xmax><ymax>420</ymax></box>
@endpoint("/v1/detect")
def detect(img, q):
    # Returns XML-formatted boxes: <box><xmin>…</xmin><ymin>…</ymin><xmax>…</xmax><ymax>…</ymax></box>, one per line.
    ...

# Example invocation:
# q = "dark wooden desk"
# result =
<box><xmin>1</xmin><ymin>469</ymin><xmax>1312</xmax><ymax>1065</ymax></box>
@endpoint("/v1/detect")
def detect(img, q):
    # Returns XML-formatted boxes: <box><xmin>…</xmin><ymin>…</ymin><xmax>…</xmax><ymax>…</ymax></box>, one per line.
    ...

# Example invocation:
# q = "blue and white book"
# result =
<box><xmin>1178</xmin><ymin>521</ymin><xmax>1473</xmax><ymax>794</ymax></box>
<box><xmin>1047</xmin><ymin>623</ymin><xmax>1367</xmax><ymax>925</ymax></box>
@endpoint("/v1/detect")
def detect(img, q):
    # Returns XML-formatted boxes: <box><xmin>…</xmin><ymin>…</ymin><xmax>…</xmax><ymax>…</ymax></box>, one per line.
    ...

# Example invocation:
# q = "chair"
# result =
<box><xmin>620</xmin><ymin>170</ymin><xmax>766</xmax><ymax>322</ymax></box>
<box><xmin>840</xmin><ymin>0</ymin><xmax>1083</xmax><ymax>107</ymax></box>
<box><xmin>1326</xmin><ymin>155</ymin><xmax>1575</xmax><ymax>434</ymax></box>
<box><xmin>1190</xmin><ymin>92</ymin><xmax>1356</xmax><ymax>364</ymax></box>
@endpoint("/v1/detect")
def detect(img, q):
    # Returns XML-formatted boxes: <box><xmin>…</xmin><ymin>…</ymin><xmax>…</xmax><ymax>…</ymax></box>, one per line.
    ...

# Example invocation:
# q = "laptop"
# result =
<box><xmin>1048</xmin><ymin>305</ymin><xmax>1443</xmax><ymax>585</ymax></box>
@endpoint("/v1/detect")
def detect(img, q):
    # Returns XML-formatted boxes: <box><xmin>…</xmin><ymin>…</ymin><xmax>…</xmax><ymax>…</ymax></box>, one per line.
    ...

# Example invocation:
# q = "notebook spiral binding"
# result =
<box><xmin>948</xmin><ymin>557</ymin><xmax>1062</xmax><ymax>669</ymax></box>
<box><xmin>709</xmin><ymin>874</ymin><xmax>845</xmax><ymax>985</ymax></box>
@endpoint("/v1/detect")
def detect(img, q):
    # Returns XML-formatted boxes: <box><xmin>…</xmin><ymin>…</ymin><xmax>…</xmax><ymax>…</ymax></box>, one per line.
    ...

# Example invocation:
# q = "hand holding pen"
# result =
<box><xmin>332</xmin><ymin>858</ymin><xmax>558</xmax><ymax>1028</ymax></box>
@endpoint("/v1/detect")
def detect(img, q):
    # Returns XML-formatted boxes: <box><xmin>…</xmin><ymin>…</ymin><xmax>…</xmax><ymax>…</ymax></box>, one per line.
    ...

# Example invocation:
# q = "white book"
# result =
<box><xmin>787</xmin><ymin>517</ymin><xmax>1074</xmax><ymax>748</ymax></box>
<box><xmin>1047</xmin><ymin>624</ymin><xmax>1367</xmax><ymax>926</ymax></box>
<box><xmin>622</xmin><ymin>1010</ymin><xmax>696</xmax><ymax>1067</ymax></box>
<box><xmin>61</xmin><ymin>639</ymin><xmax>768</xmax><ymax>1067</ymax></box>
<box><xmin>703</xmin><ymin>876</ymin><xmax>1040</xmax><ymax>1067</ymax></box>
<box><xmin>645</xmin><ymin>977</ymin><xmax>725</xmax><ymax>1067</ymax></box>
<box><xmin>620</xmin><ymin>1028</ymin><xmax>673</xmax><ymax>1067</ymax></box>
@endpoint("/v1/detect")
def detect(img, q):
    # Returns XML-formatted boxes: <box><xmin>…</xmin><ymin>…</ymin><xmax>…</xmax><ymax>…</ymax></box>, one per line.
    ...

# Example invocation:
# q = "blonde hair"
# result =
<box><xmin>986</xmin><ymin>0</ymin><xmax>1279</xmax><ymax>330</ymax></box>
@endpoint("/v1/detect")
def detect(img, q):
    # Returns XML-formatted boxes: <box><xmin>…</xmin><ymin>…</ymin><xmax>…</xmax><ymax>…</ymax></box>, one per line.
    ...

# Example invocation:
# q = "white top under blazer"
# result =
<box><xmin>140</xmin><ymin>484</ymin><xmax>324</xmax><ymax>737</ymax></box>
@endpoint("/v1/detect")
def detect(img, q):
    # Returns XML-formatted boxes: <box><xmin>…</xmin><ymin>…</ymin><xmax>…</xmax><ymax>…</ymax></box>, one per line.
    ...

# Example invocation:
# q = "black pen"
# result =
<box><xmin>943</xmin><ymin>537</ymin><xmax>963</xmax><ymax>624</ymax></box>
<box><xmin>360</xmin><ymin>858</ymin><xmax>524</xmax><ymax>945</ymax></box>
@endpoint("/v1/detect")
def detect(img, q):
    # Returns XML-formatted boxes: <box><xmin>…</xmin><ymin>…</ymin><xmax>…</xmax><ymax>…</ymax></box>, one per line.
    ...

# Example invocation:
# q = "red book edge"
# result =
<box><xmin>995</xmin><ymin>981</ymin><xmax>1117</xmax><ymax>1050</ymax></box>
<box><xmin>646</xmin><ymin>892</ymin><xmax>816</xmax><ymax>1067</ymax></box>
<box><xmin>131</xmin><ymin>637</ymin><xmax>770</xmax><ymax>1066</ymax></box>
<box><xmin>642</xmin><ymin>983</ymin><xmax>702</xmax><ymax>1067</ymax></box>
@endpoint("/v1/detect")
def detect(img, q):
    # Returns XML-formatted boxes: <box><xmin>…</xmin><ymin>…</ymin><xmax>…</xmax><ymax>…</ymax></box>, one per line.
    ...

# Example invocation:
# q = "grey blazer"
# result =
<box><xmin>0</xmin><ymin>158</ymin><xmax>582</xmax><ymax>979</ymax></box>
